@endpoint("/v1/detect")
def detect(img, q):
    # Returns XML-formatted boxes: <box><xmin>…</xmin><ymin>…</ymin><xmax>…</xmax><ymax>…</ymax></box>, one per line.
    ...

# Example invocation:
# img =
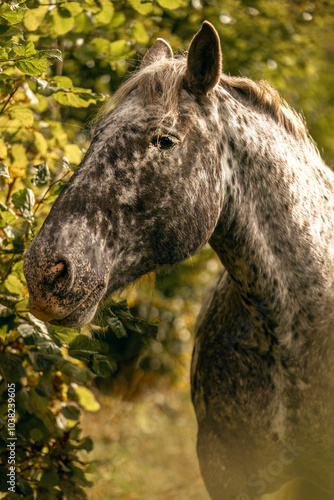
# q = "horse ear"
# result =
<box><xmin>141</xmin><ymin>38</ymin><xmax>173</xmax><ymax>68</ymax></box>
<box><xmin>185</xmin><ymin>21</ymin><xmax>222</xmax><ymax>95</ymax></box>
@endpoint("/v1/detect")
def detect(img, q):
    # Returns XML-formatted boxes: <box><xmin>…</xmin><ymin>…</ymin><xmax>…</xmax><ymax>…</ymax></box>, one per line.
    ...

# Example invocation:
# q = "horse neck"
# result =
<box><xmin>209</xmin><ymin>88</ymin><xmax>334</xmax><ymax>336</ymax></box>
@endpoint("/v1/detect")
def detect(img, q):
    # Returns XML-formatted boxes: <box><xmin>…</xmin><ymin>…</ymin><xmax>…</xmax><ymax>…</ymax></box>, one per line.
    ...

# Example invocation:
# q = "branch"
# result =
<box><xmin>0</xmin><ymin>81</ymin><xmax>22</xmax><ymax>115</ymax></box>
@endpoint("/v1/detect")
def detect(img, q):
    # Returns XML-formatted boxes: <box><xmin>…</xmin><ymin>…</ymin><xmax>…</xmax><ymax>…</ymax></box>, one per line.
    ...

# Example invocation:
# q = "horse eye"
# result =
<box><xmin>150</xmin><ymin>135</ymin><xmax>178</xmax><ymax>150</ymax></box>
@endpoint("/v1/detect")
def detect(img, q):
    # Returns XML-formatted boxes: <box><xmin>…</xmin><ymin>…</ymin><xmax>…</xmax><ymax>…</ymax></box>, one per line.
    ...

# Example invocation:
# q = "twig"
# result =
<box><xmin>33</xmin><ymin>170</ymin><xmax>71</xmax><ymax>217</ymax></box>
<box><xmin>5</xmin><ymin>177</ymin><xmax>17</xmax><ymax>204</ymax></box>
<box><xmin>0</xmin><ymin>80</ymin><xmax>22</xmax><ymax>115</ymax></box>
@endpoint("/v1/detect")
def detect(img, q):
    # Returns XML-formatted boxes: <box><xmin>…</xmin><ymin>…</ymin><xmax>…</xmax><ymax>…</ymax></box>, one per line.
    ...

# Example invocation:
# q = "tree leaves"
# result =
<box><xmin>0</xmin><ymin>163</ymin><xmax>10</xmax><ymax>179</ymax></box>
<box><xmin>156</xmin><ymin>0</ymin><xmax>184</xmax><ymax>9</ymax></box>
<box><xmin>32</xmin><ymin>161</ymin><xmax>51</xmax><ymax>187</ymax></box>
<box><xmin>53</xmin><ymin>89</ymin><xmax>105</xmax><ymax>108</ymax></box>
<box><xmin>16</xmin><ymin>54</ymin><xmax>51</xmax><ymax>76</ymax></box>
<box><xmin>49</xmin><ymin>6</ymin><xmax>75</xmax><ymax>36</ymax></box>
<box><xmin>11</xmin><ymin>188</ymin><xmax>35</xmax><ymax>221</ymax></box>
<box><xmin>95</xmin><ymin>0</ymin><xmax>114</xmax><ymax>25</ymax></box>
<box><xmin>23</xmin><ymin>5</ymin><xmax>49</xmax><ymax>31</ymax></box>
<box><xmin>0</xmin><ymin>2</ymin><xmax>26</xmax><ymax>25</ymax></box>
<box><xmin>8</xmin><ymin>104</ymin><xmax>34</xmax><ymax>127</ymax></box>
<box><xmin>74</xmin><ymin>386</ymin><xmax>101</xmax><ymax>412</ymax></box>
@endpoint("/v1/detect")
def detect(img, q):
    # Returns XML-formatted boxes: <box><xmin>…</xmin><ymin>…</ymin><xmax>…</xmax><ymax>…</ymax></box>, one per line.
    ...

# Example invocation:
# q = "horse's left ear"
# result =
<box><xmin>185</xmin><ymin>21</ymin><xmax>222</xmax><ymax>95</ymax></box>
<box><xmin>141</xmin><ymin>38</ymin><xmax>173</xmax><ymax>68</ymax></box>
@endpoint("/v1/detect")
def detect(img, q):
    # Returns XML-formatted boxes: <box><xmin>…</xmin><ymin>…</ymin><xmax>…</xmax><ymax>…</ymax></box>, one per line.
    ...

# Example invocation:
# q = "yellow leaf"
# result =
<box><xmin>0</xmin><ymin>115</ymin><xmax>10</xmax><ymax>133</ymax></box>
<box><xmin>11</xmin><ymin>144</ymin><xmax>28</xmax><ymax>169</ymax></box>
<box><xmin>75</xmin><ymin>386</ymin><xmax>101</xmax><ymax>412</ymax></box>
<box><xmin>4</xmin><ymin>274</ymin><xmax>25</xmax><ymax>296</ymax></box>
<box><xmin>49</xmin><ymin>7</ymin><xmax>75</xmax><ymax>36</ymax></box>
<box><xmin>64</xmin><ymin>144</ymin><xmax>82</xmax><ymax>164</ymax></box>
<box><xmin>65</xmin><ymin>2</ymin><xmax>83</xmax><ymax>15</ymax></box>
<box><xmin>33</xmin><ymin>94</ymin><xmax>48</xmax><ymax>113</ymax></box>
<box><xmin>157</xmin><ymin>0</ymin><xmax>184</xmax><ymax>8</ymax></box>
<box><xmin>9</xmin><ymin>104</ymin><xmax>34</xmax><ymax>128</ymax></box>
<box><xmin>95</xmin><ymin>0</ymin><xmax>114</xmax><ymax>24</ymax></box>
<box><xmin>9</xmin><ymin>166</ymin><xmax>25</xmax><ymax>178</ymax></box>
<box><xmin>128</xmin><ymin>0</ymin><xmax>153</xmax><ymax>15</ymax></box>
<box><xmin>34</xmin><ymin>131</ymin><xmax>48</xmax><ymax>156</ymax></box>
<box><xmin>23</xmin><ymin>5</ymin><xmax>49</xmax><ymax>31</ymax></box>
<box><xmin>0</xmin><ymin>139</ymin><xmax>8</xmax><ymax>159</ymax></box>
<box><xmin>47</xmin><ymin>121</ymin><xmax>68</xmax><ymax>148</ymax></box>
<box><xmin>1</xmin><ymin>118</ymin><xmax>21</xmax><ymax>135</ymax></box>
<box><xmin>132</xmin><ymin>21</ymin><xmax>149</xmax><ymax>45</ymax></box>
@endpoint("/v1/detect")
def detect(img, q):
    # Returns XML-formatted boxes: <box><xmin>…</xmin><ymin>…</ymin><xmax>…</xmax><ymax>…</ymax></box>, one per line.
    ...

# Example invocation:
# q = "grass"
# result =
<box><xmin>81</xmin><ymin>380</ymin><xmax>210</xmax><ymax>500</ymax></box>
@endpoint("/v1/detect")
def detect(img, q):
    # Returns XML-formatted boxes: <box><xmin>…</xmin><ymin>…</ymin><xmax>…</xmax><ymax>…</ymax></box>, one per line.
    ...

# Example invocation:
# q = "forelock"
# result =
<box><xmin>97</xmin><ymin>56</ymin><xmax>187</xmax><ymax>123</ymax></box>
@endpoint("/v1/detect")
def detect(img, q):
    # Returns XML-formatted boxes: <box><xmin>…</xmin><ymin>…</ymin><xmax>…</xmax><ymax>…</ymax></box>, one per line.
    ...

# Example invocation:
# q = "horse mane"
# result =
<box><xmin>97</xmin><ymin>55</ymin><xmax>311</xmax><ymax>143</ymax></box>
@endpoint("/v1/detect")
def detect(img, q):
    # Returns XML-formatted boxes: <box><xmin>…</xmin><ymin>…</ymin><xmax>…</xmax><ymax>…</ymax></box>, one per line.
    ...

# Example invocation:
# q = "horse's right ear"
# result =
<box><xmin>141</xmin><ymin>39</ymin><xmax>173</xmax><ymax>68</ymax></box>
<box><xmin>185</xmin><ymin>21</ymin><xmax>222</xmax><ymax>95</ymax></box>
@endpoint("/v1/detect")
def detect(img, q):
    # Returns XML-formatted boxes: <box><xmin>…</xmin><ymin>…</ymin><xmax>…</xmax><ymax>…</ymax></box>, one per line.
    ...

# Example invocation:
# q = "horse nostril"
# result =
<box><xmin>47</xmin><ymin>259</ymin><xmax>72</xmax><ymax>294</ymax></box>
<box><xmin>50</xmin><ymin>261</ymin><xmax>67</xmax><ymax>278</ymax></box>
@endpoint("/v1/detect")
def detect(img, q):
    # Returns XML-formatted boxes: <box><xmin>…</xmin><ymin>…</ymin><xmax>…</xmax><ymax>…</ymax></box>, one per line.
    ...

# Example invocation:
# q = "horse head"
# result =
<box><xmin>24</xmin><ymin>22</ymin><xmax>225</xmax><ymax>327</ymax></box>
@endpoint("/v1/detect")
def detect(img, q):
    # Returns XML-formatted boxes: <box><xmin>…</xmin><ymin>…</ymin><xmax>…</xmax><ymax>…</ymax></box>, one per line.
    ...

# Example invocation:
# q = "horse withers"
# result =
<box><xmin>24</xmin><ymin>22</ymin><xmax>334</xmax><ymax>500</ymax></box>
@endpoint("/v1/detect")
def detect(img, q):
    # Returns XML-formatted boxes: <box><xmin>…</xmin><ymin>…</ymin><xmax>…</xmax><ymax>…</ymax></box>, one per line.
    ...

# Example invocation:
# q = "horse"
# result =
<box><xmin>23</xmin><ymin>21</ymin><xmax>334</xmax><ymax>500</ymax></box>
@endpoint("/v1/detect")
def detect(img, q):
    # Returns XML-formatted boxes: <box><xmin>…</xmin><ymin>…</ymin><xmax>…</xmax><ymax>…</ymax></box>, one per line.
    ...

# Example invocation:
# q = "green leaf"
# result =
<box><xmin>3</xmin><ymin>273</ymin><xmax>24</xmax><ymax>296</ymax></box>
<box><xmin>106</xmin><ymin>310</ymin><xmax>127</xmax><ymax>338</ymax></box>
<box><xmin>23</xmin><ymin>5</ymin><xmax>49</xmax><ymax>31</ymax></box>
<box><xmin>0</xmin><ymin>162</ymin><xmax>10</xmax><ymax>179</ymax></box>
<box><xmin>16</xmin><ymin>55</ymin><xmax>51</xmax><ymax>76</ymax></box>
<box><xmin>67</xmin><ymin>465</ymin><xmax>88</xmax><ymax>487</ymax></box>
<box><xmin>40</xmin><ymin>469</ymin><xmax>60</xmax><ymax>488</ymax></box>
<box><xmin>95</xmin><ymin>0</ymin><xmax>114</xmax><ymax>25</ymax></box>
<box><xmin>156</xmin><ymin>0</ymin><xmax>183</xmax><ymax>8</ymax></box>
<box><xmin>68</xmin><ymin>334</ymin><xmax>102</xmax><ymax>354</ymax></box>
<box><xmin>53</xmin><ymin>90</ymin><xmax>104</xmax><ymax>108</ymax></box>
<box><xmin>91</xmin><ymin>37</ymin><xmax>111</xmax><ymax>55</ymax></box>
<box><xmin>32</xmin><ymin>161</ymin><xmax>51</xmax><ymax>187</ymax></box>
<box><xmin>64</xmin><ymin>1</ymin><xmax>83</xmax><ymax>16</ymax></box>
<box><xmin>127</xmin><ymin>0</ymin><xmax>154</xmax><ymax>15</ymax></box>
<box><xmin>109</xmin><ymin>40</ymin><xmax>129</xmax><ymax>59</ymax></box>
<box><xmin>16</xmin><ymin>473</ymin><xmax>33</xmax><ymax>496</ymax></box>
<box><xmin>0</xmin><ymin>47</ymin><xmax>9</xmax><ymax>60</ymax></box>
<box><xmin>0</xmin><ymin>203</ymin><xmax>16</xmax><ymax>224</ymax></box>
<box><xmin>51</xmin><ymin>75</ymin><xmax>73</xmax><ymax>88</ymax></box>
<box><xmin>90</xmin><ymin>354</ymin><xmax>114</xmax><ymax>377</ymax></box>
<box><xmin>74</xmin><ymin>11</ymin><xmax>95</xmax><ymax>34</ymax></box>
<box><xmin>29</xmin><ymin>427</ymin><xmax>44</xmax><ymax>442</ymax></box>
<box><xmin>49</xmin><ymin>6</ymin><xmax>75</xmax><ymax>36</ymax></box>
<box><xmin>39</xmin><ymin>49</ymin><xmax>63</xmax><ymax>62</ymax></box>
<box><xmin>0</xmin><ymin>3</ymin><xmax>26</xmax><ymax>25</ymax></box>
<box><xmin>132</xmin><ymin>21</ymin><xmax>149</xmax><ymax>45</ymax></box>
<box><xmin>61</xmin><ymin>402</ymin><xmax>81</xmax><ymax>420</ymax></box>
<box><xmin>77</xmin><ymin>436</ymin><xmax>93</xmax><ymax>451</ymax></box>
<box><xmin>0</xmin><ymin>25</ymin><xmax>22</xmax><ymax>37</ymax></box>
<box><xmin>25</xmin><ymin>40</ymin><xmax>36</xmax><ymax>58</ymax></box>
<box><xmin>9</xmin><ymin>104</ymin><xmax>34</xmax><ymax>128</ymax></box>
<box><xmin>11</xmin><ymin>188</ymin><xmax>35</xmax><ymax>221</ymax></box>
<box><xmin>10</xmin><ymin>41</ymin><xmax>36</xmax><ymax>58</ymax></box>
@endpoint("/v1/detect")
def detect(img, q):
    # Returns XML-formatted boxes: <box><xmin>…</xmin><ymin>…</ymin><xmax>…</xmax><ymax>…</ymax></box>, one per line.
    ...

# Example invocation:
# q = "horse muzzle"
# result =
<box><xmin>23</xmin><ymin>241</ymin><xmax>108</xmax><ymax>327</ymax></box>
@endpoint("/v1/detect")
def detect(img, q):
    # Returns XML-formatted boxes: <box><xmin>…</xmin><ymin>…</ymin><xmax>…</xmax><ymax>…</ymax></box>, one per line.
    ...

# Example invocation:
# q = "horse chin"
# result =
<box><xmin>30</xmin><ymin>283</ymin><xmax>106</xmax><ymax>328</ymax></box>
<box><xmin>49</xmin><ymin>305</ymin><xmax>98</xmax><ymax>327</ymax></box>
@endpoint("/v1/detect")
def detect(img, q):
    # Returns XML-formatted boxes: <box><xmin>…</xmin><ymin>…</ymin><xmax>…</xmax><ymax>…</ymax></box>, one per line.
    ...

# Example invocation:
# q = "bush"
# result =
<box><xmin>0</xmin><ymin>1</ymin><xmax>181</xmax><ymax>497</ymax></box>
